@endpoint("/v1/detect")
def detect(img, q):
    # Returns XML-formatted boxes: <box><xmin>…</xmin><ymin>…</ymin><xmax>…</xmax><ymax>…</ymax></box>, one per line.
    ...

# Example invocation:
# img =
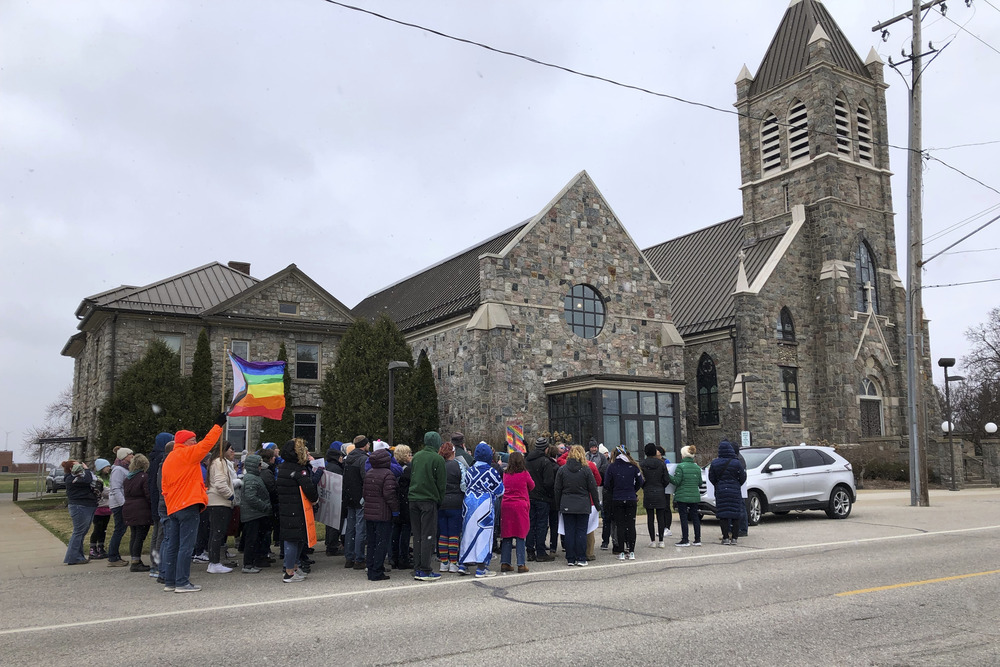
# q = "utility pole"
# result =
<box><xmin>873</xmin><ymin>0</ymin><xmax>947</xmax><ymax>507</ymax></box>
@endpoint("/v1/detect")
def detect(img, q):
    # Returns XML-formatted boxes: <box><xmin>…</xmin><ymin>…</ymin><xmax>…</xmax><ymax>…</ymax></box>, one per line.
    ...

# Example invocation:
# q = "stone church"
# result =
<box><xmin>354</xmin><ymin>0</ymin><xmax>917</xmax><ymax>458</ymax></box>
<box><xmin>64</xmin><ymin>0</ymin><xmax>922</xmax><ymax>461</ymax></box>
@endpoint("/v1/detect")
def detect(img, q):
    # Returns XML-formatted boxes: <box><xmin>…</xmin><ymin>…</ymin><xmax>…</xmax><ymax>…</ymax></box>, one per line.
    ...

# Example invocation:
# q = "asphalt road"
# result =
<box><xmin>3</xmin><ymin>489</ymin><xmax>999</xmax><ymax>666</ymax></box>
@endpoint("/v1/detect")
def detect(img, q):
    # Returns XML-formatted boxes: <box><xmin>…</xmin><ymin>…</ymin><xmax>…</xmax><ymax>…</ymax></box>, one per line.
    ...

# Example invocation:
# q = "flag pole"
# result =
<box><xmin>221</xmin><ymin>342</ymin><xmax>228</xmax><ymax>413</ymax></box>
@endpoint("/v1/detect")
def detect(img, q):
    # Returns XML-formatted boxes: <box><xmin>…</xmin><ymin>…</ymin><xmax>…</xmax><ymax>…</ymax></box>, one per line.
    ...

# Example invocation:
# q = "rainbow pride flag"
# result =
<box><xmin>227</xmin><ymin>353</ymin><xmax>286</xmax><ymax>420</ymax></box>
<box><xmin>506</xmin><ymin>422</ymin><xmax>525</xmax><ymax>454</ymax></box>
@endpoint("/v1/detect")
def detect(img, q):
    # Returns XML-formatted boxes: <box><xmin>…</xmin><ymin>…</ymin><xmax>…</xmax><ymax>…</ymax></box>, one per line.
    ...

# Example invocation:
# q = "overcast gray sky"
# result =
<box><xmin>2</xmin><ymin>1</ymin><xmax>998</xmax><ymax>461</ymax></box>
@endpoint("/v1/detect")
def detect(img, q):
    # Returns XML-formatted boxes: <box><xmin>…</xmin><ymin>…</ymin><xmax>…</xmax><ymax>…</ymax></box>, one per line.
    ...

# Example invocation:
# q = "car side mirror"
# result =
<box><xmin>765</xmin><ymin>463</ymin><xmax>783</xmax><ymax>473</ymax></box>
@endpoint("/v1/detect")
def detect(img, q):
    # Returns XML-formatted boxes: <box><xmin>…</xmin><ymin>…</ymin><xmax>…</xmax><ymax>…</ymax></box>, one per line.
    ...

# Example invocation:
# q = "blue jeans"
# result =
<box><xmin>162</xmin><ymin>505</ymin><xmax>201</xmax><ymax>587</ymax></box>
<box><xmin>500</xmin><ymin>537</ymin><xmax>526</xmax><ymax>567</ymax></box>
<box><xmin>366</xmin><ymin>520</ymin><xmax>391</xmax><ymax>579</ymax></box>
<box><xmin>563</xmin><ymin>513</ymin><xmax>588</xmax><ymax>564</ymax></box>
<box><xmin>344</xmin><ymin>507</ymin><xmax>366</xmax><ymax>562</ymax></box>
<box><xmin>283</xmin><ymin>540</ymin><xmax>302</xmax><ymax>572</ymax></box>
<box><xmin>739</xmin><ymin>497</ymin><xmax>749</xmax><ymax>535</ymax></box>
<box><xmin>107</xmin><ymin>506</ymin><xmax>127</xmax><ymax>562</ymax></box>
<box><xmin>65</xmin><ymin>504</ymin><xmax>95</xmax><ymax>564</ymax></box>
<box><xmin>526</xmin><ymin>500</ymin><xmax>550</xmax><ymax>556</ymax></box>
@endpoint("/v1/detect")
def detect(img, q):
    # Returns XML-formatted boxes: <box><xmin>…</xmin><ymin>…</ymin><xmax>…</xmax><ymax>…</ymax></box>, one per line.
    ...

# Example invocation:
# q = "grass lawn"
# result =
<box><xmin>0</xmin><ymin>473</ymin><xmax>44</xmax><ymax>495</ymax></box>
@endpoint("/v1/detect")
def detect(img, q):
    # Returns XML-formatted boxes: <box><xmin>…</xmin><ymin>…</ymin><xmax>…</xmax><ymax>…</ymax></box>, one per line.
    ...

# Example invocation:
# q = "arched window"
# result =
<box><xmin>834</xmin><ymin>95</ymin><xmax>852</xmax><ymax>157</ymax></box>
<box><xmin>860</xmin><ymin>377</ymin><xmax>883</xmax><ymax>437</ymax></box>
<box><xmin>697</xmin><ymin>353</ymin><xmax>719</xmax><ymax>426</ymax></box>
<box><xmin>780</xmin><ymin>367</ymin><xmax>800</xmax><ymax>423</ymax></box>
<box><xmin>760</xmin><ymin>112</ymin><xmax>781</xmax><ymax>174</ymax></box>
<box><xmin>788</xmin><ymin>100</ymin><xmax>810</xmax><ymax>163</ymax></box>
<box><xmin>855</xmin><ymin>240</ymin><xmax>879</xmax><ymax>314</ymax></box>
<box><xmin>777</xmin><ymin>307</ymin><xmax>796</xmax><ymax>342</ymax></box>
<box><xmin>563</xmin><ymin>284</ymin><xmax>605</xmax><ymax>339</ymax></box>
<box><xmin>857</xmin><ymin>103</ymin><xmax>873</xmax><ymax>165</ymax></box>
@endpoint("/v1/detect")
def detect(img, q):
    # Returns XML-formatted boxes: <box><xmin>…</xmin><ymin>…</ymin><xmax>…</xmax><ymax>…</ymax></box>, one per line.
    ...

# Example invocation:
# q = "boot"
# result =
<box><xmin>95</xmin><ymin>544</ymin><xmax>108</xmax><ymax>560</ymax></box>
<box><xmin>89</xmin><ymin>545</ymin><xmax>101</xmax><ymax>560</ymax></box>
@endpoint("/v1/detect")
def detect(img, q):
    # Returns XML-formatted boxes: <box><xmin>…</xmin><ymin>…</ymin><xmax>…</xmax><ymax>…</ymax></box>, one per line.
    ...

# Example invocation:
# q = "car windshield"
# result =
<box><xmin>741</xmin><ymin>448</ymin><xmax>774</xmax><ymax>470</ymax></box>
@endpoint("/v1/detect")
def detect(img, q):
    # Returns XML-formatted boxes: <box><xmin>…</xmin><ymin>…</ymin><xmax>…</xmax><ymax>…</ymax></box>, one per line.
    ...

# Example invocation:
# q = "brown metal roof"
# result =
<box><xmin>87</xmin><ymin>262</ymin><xmax>258</xmax><ymax>317</ymax></box>
<box><xmin>749</xmin><ymin>0</ymin><xmax>870</xmax><ymax>97</ymax></box>
<box><xmin>642</xmin><ymin>217</ymin><xmax>782</xmax><ymax>337</ymax></box>
<box><xmin>352</xmin><ymin>222</ymin><xmax>529</xmax><ymax>331</ymax></box>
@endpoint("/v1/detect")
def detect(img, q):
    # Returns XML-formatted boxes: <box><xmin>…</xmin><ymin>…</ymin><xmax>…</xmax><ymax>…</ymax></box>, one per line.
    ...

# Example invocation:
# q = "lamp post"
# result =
<box><xmin>937</xmin><ymin>358</ymin><xmax>964</xmax><ymax>492</ymax></box>
<box><xmin>740</xmin><ymin>373</ymin><xmax>762</xmax><ymax>448</ymax></box>
<box><xmin>387</xmin><ymin>361</ymin><xmax>410</xmax><ymax>446</ymax></box>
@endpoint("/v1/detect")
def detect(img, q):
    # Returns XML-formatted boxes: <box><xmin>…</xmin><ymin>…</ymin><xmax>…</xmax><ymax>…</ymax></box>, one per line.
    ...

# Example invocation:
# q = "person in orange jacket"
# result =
<box><xmin>160</xmin><ymin>413</ymin><xmax>226</xmax><ymax>593</ymax></box>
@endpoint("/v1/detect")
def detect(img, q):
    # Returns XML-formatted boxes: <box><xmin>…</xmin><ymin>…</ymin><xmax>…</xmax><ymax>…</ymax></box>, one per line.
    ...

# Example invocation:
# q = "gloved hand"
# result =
<box><xmin>215</xmin><ymin>411</ymin><xmax>229</xmax><ymax>427</ymax></box>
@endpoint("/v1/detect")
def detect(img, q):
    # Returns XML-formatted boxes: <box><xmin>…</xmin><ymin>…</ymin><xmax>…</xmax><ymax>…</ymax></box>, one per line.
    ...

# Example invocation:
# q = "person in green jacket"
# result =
<box><xmin>409</xmin><ymin>431</ymin><xmax>447</xmax><ymax>581</ymax></box>
<box><xmin>669</xmin><ymin>445</ymin><xmax>703</xmax><ymax>547</ymax></box>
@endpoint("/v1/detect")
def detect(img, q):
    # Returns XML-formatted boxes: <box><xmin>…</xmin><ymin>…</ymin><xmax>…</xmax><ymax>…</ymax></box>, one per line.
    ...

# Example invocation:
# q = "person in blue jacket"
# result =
<box><xmin>603</xmin><ymin>445</ymin><xmax>643</xmax><ymax>560</ymax></box>
<box><xmin>708</xmin><ymin>440</ymin><xmax>747</xmax><ymax>545</ymax></box>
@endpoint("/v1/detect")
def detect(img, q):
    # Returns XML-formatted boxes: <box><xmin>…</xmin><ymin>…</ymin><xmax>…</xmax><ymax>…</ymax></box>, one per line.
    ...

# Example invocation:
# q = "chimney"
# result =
<box><xmin>228</xmin><ymin>261</ymin><xmax>251</xmax><ymax>276</ymax></box>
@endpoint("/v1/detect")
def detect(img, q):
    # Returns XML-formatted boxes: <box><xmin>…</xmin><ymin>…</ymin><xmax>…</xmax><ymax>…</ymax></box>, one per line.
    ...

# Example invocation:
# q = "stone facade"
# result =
<box><xmin>408</xmin><ymin>173</ymin><xmax>686</xmax><ymax>450</ymax></box>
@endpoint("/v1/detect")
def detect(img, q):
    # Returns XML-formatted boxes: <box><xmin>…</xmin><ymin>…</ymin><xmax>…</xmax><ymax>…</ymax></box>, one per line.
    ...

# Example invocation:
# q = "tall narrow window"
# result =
<box><xmin>855</xmin><ymin>241</ymin><xmax>879</xmax><ymax>314</ymax></box>
<box><xmin>293</xmin><ymin>413</ymin><xmax>318</xmax><ymax>451</ymax></box>
<box><xmin>761</xmin><ymin>113</ymin><xmax>781</xmax><ymax>174</ymax></box>
<box><xmin>296</xmin><ymin>343</ymin><xmax>319</xmax><ymax>380</ymax></box>
<box><xmin>788</xmin><ymin>100</ymin><xmax>809</xmax><ymax>163</ymax></box>
<box><xmin>780</xmin><ymin>367</ymin><xmax>800</xmax><ymax>424</ymax></box>
<box><xmin>835</xmin><ymin>95</ymin><xmax>851</xmax><ymax>157</ymax></box>
<box><xmin>860</xmin><ymin>377</ymin><xmax>884</xmax><ymax>437</ymax></box>
<box><xmin>697</xmin><ymin>354</ymin><xmax>719</xmax><ymax>426</ymax></box>
<box><xmin>776</xmin><ymin>307</ymin><xmax>796</xmax><ymax>342</ymax></box>
<box><xmin>857</xmin><ymin>103</ymin><xmax>873</xmax><ymax>164</ymax></box>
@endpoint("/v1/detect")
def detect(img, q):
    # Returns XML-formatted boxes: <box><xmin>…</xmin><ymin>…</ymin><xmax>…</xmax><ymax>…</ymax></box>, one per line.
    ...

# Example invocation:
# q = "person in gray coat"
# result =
<box><xmin>554</xmin><ymin>446</ymin><xmax>601</xmax><ymax>567</ymax></box>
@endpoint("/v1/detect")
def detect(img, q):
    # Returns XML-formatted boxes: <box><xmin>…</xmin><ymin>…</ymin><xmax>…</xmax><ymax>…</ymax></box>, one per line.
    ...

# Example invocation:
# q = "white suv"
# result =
<box><xmin>699</xmin><ymin>445</ymin><xmax>856</xmax><ymax>525</ymax></box>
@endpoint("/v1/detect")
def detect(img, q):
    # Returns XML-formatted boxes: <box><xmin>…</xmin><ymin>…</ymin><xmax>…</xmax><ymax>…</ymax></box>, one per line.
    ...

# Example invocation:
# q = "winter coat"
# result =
<box><xmin>363</xmin><ymin>449</ymin><xmax>399</xmax><ymax>522</ymax></box>
<box><xmin>148</xmin><ymin>433</ymin><xmax>171</xmax><ymax>515</ymax></box>
<box><xmin>65</xmin><ymin>469</ymin><xmax>97</xmax><ymax>507</ymax></box>
<box><xmin>708</xmin><ymin>441</ymin><xmax>747</xmax><ymax>519</ymax></box>
<box><xmin>396</xmin><ymin>464</ymin><xmax>412</xmax><ymax>524</ymax></box>
<box><xmin>604</xmin><ymin>458</ymin><xmax>643</xmax><ymax>502</ymax></box>
<box><xmin>122</xmin><ymin>471</ymin><xmax>153</xmax><ymax>526</ymax></box>
<box><xmin>276</xmin><ymin>444</ymin><xmax>319</xmax><ymax>542</ymax></box>
<box><xmin>109</xmin><ymin>462</ymin><xmax>128</xmax><ymax>509</ymax></box>
<box><xmin>408</xmin><ymin>448</ymin><xmax>446</xmax><ymax>505</ymax></box>
<box><xmin>206</xmin><ymin>458</ymin><xmax>235</xmax><ymax>508</ymax></box>
<box><xmin>342</xmin><ymin>448</ymin><xmax>368</xmax><ymax>509</ymax></box>
<box><xmin>440</xmin><ymin>458</ymin><xmax>465</xmax><ymax>510</ymax></box>
<box><xmin>526</xmin><ymin>445</ymin><xmax>557</xmax><ymax>504</ymax></box>
<box><xmin>586</xmin><ymin>450</ymin><xmax>609</xmax><ymax>480</ymax></box>
<box><xmin>240</xmin><ymin>455</ymin><xmax>272</xmax><ymax>523</ymax></box>
<box><xmin>670</xmin><ymin>456</ymin><xmax>703</xmax><ymax>504</ymax></box>
<box><xmin>161</xmin><ymin>425</ymin><xmax>223</xmax><ymax>515</ymax></box>
<box><xmin>554</xmin><ymin>459</ymin><xmax>600</xmax><ymax>515</ymax></box>
<box><xmin>640</xmin><ymin>457</ymin><xmax>669</xmax><ymax>509</ymax></box>
<box><xmin>95</xmin><ymin>472</ymin><xmax>111</xmax><ymax>516</ymax></box>
<box><xmin>260</xmin><ymin>462</ymin><xmax>279</xmax><ymax>514</ymax></box>
<box><xmin>500</xmin><ymin>470</ymin><xmax>535</xmax><ymax>539</ymax></box>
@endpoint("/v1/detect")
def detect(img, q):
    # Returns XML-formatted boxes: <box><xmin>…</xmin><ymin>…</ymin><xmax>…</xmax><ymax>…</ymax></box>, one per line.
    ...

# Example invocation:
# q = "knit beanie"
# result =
<box><xmin>174</xmin><ymin>430</ymin><xmax>196</xmax><ymax>446</ymax></box>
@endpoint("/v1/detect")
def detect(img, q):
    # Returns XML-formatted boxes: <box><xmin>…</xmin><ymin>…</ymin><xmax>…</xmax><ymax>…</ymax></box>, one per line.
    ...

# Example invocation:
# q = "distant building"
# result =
<box><xmin>0</xmin><ymin>451</ymin><xmax>46</xmax><ymax>474</ymax></box>
<box><xmin>62</xmin><ymin>262</ymin><xmax>352</xmax><ymax>461</ymax></box>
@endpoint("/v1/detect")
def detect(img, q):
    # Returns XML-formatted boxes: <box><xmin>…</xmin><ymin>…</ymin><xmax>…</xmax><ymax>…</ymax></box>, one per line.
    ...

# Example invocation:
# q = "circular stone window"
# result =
<box><xmin>564</xmin><ymin>284</ymin><xmax>605</xmax><ymax>338</ymax></box>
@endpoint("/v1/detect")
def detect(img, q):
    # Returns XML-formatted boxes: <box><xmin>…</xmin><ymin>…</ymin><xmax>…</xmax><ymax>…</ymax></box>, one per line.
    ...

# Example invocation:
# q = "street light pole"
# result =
<box><xmin>938</xmin><ymin>357</ymin><xmax>964</xmax><ymax>492</ymax></box>
<box><xmin>387</xmin><ymin>361</ymin><xmax>410</xmax><ymax>446</ymax></box>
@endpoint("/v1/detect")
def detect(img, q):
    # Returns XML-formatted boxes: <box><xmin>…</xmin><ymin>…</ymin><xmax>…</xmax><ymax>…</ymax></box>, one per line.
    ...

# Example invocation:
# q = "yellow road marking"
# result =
<box><xmin>836</xmin><ymin>569</ymin><xmax>1000</xmax><ymax>597</ymax></box>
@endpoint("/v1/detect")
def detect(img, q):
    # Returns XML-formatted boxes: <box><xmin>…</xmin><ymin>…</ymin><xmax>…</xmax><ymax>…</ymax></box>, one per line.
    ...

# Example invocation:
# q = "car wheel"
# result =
<box><xmin>747</xmin><ymin>491</ymin><xmax>763</xmax><ymax>526</ymax></box>
<box><xmin>826</xmin><ymin>485</ymin><xmax>853</xmax><ymax>519</ymax></box>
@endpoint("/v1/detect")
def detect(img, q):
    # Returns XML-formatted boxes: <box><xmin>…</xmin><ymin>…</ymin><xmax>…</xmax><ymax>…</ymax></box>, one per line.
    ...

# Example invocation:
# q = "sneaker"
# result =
<box><xmin>162</xmin><ymin>585</ymin><xmax>175</xmax><ymax>592</ymax></box>
<box><xmin>675</xmin><ymin>541</ymin><xmax>690</xmax><ymax>547</ymax></box>
<box><xmin>418</xmin><ymin>571</ymin><xmax>442</xmax><ymax>582</ymax></box>
<box><xmin>657</xmin><ymin>542</ymin><xmax>665</xmax><ymax>548</ymax></box>
<box><xmin>174</xmin><ymin>583</ymin><xmax>201</xmax><ymax>593</ymax></box>
<box><xmin>440</xmin><ymin>562</ymin><xmax>449</xmax><ymax>573</ymax></box>
<box><xmin>600</xmin><ymin>543</ymin><xmax>609</xmax><ymax>551</ymax></box>
<box><xmin>535</xmin><ymin>553</ymin><xmax>554</xmax><ymax>562</ymax></box>
<box><xmin>149</xmin><ymin>569</ymin><xmax>160</xmax><ymax>578</ymax></box>
<box><xmin>192</xmin><ymin>553</ymin><xmax>209</xmax><ymax>564</ymax></box>
<box><xmin>730</xmin><ymin>539</ymin><xmax>738</xmax><ymax>546</ymax></box>
<box><xmin>567</xmin><ymin>560</ymin><xmax>576</xmax><ymax>567</ymax></box>
<box><xmin>649</xmin><ymin>542</ymin><xmax>657</xmax><ymax>548</ymax></box>
<box><xmin>475</xmin><ymin>569</ymin><xmax>497</xmax><ymax>578</ymax></box>
<box><xmin>344</xmin><ymin>560</ymin><xmax>355</xmax><ymax>569</ymax></box>
<box><xmin>207</xmin><ymin>562</ymin><xmax>233</xmax><ymax>574</ymax></box>
<box><xmin>241</xmin><ymin>566</ymin><xmax>261</xmax><ymax>574</ymax></box>
<box><xmin>527</xmin><ymin>552</ymin><xmax>537</xmax><ymax>562</ymax></box>
<box><xmin>692</xmin><ymin>541</ymin><xmax>702</xmax><ymax>547</ymax></box>
<box><xmin>369</xmin><ymin>574</ymin><xmax>390</xmax><ymax>581</ymax></box>
<box><xmin>282</xmin><ymin>571</ymin><xmax>306</xmax><ymax>583</ymax></box>
<box><xmin>517</xmin><ymin>565</ymin><xmax>529</xmax><ymax>573</ymax></box>
<box><xmin>129</xmin><ymin>562</ymin><xmax>151</xmax><ymax>573</ymax></box>
<box><xmin>576</xmin><ymin>560</ymin><xmax>588</xmax><ymax>567</ymax></box>
<box><xmin>501</xmin><ymin>563</ymin><xmax>513</xmax><ymax>572</ymax></box>
<box><xmin>721</xmin><ymin>538</ymin><xmax>731</xmax><ymax>545</ymax></box>
<box><xmin>664</xmin><ymin>529</ymin><xmax>673</xmax><ymax>537</ymax></box>
<box><xmin>628</xmin><ymin>552</ymin><xmax>636</xmax><ymax>560</ymax></box>
<box><xmin>618</xmin><ymin>552</ymin><xmax>626</xmax><ymax>561</ymax></box>
<box><xmin>457</xmin><ymin>565</ymin><xmax>469</xmax><ymax>575</ymax></box>
<box><xmin>156</xmin><ymin>577</ymin><xmax>165</xmax><ymax>585</ymax></box>
<box><xmin>449</xmin><ymin>563</ymin><xmax>460</xmax><ymax>573</ymax></box>
<box><xmin>107</xmin><ymin>559</ymin><xmax>128</xmax><ymax>567</ymax></box>
<box><xmin>352</xmin><ymin>561</ymin><xmax>366</xmax><ymax>570</ymax></box>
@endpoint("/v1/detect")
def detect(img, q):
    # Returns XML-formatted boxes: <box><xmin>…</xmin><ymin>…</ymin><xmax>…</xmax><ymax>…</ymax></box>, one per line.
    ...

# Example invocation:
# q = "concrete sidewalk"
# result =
<box><xmin>0</xmin><ymin>496</ymin><xmax>74</xmax><ymax>579</ymax></box>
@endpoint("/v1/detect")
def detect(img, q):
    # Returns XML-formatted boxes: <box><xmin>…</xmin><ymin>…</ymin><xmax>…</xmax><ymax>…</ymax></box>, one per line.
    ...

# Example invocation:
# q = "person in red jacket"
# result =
<box><xmin>159</xmin><ymin>414</ymin><xmax>225</xmax><ymax>593</ymax></box>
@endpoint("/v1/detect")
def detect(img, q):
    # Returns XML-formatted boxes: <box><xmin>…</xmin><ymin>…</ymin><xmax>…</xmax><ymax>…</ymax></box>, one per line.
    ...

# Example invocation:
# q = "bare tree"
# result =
<box><xmin>965</xmin><ymin>307</ymin><xmax>1000</xmax><ymax>382</ymax></box>
<box><xmin>22</xmin><ymin>386</ymin><xmax>73</xmax><ymax>462</ymax></box>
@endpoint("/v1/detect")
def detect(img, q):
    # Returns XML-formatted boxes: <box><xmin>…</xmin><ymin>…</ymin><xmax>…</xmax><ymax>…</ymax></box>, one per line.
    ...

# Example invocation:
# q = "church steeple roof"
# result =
<box><xmin>749</xmin><ymin>0</ymin><xmax>870</xmax><ymax>96</ymax></box>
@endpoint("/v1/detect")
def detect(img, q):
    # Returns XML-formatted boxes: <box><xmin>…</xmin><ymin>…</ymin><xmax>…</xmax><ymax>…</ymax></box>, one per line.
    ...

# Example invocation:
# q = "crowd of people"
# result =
<box><xmin>59</xmin><ymin>418</ymin><xmax>751</xmax><ymax>592</ymax></box>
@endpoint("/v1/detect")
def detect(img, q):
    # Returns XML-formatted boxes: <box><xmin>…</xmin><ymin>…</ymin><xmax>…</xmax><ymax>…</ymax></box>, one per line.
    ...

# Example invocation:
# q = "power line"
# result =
<box><xmin>927</xmin><ymin>154</ymin><xmax>1000</xmax><ymax>197</ymax></box>
<box><xmin>319</xmin><ymin>0</ymin><xmax>1000</xmax><ymax>200</ymax></box>
<box><xmin>925</xmin><ymin>201</ymin><xmax>1000</xmax><ymax>244</ymax></box>
<box><xmin>941</xmin><ymin>247</ymin><xmax>1000</xmax><ymax>254</ymax></box>
<box><xmin>924</xmin><ymin>277</ymin><xmax>1000</xmax><ymax>288</ymax></box>
<box><xmin>936</xmin><ymin>4</ymin><xmax>1000</xmax><ymax>57</ymax></box>
<box><xmin>922</xmin><ymin>211</ymin><xmax>1000</xmax><ymax>265</ymax></box>
<box><xmin>926</xmin><ymin>139</ymin><xmax>1000</xmax><ymax>151</ymax></box>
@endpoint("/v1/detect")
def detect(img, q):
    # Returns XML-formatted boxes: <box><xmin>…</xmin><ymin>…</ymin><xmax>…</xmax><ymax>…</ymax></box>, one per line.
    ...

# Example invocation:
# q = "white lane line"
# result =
<box><xmin>2</xmin><ymin>524</ymin><xmax>998</xmax><ymax>636</ymax></box>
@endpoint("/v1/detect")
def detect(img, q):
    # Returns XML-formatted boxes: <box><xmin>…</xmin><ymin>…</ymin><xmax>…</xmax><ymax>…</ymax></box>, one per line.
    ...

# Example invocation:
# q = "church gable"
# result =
<box><xmin>207</xmin><ymin>264</ymin><xmax>353</xmax><ymax>324</ymax></box>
